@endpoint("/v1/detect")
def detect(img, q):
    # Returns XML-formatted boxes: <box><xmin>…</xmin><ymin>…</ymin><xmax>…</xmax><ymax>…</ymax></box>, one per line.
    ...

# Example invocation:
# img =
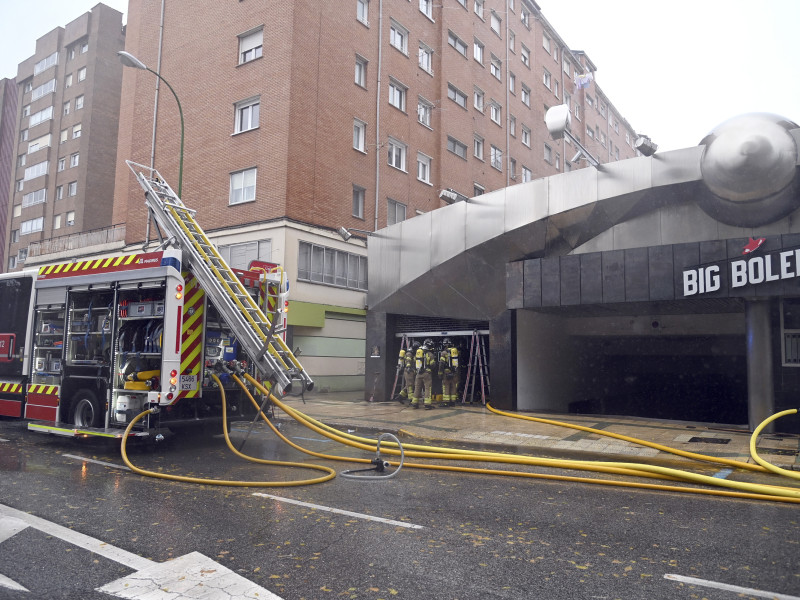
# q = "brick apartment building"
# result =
<box><xmin>4</xmin><ymin>4</ymin><xmax>125</xmax><ymax>272</ymax></box>
<box><xmin>0</xmin><ymin>78</ymin><xmax>18</xmax><ymax>272</ymax></box>
<box><xmin>112</xmin><ymin>0</ymin><xmax>640</xmax><ymax>392</ymax></box>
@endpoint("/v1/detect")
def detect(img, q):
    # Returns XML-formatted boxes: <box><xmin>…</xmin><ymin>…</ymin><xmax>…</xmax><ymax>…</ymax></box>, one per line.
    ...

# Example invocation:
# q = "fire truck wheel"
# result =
<box><xmin>71</xmin><ymin>390</ymin><xmax>102</xmax><ymax>428</ymax></box>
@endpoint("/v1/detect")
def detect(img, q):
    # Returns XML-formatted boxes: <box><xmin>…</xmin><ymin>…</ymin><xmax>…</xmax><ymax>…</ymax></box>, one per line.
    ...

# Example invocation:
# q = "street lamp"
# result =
<box><xmin>544</xmin><ymin>104</ymin><xmax>601</xmax><ymax>169</ymax></box>
<box><xmin>118</xmin><ymin>50</ymin><xmax>185</xmax><ymax>197</ymax></box>
<box><xmin>338</xmin><ymin>226</ymin><xmax>373</xmax><ymax>241</ymax></box>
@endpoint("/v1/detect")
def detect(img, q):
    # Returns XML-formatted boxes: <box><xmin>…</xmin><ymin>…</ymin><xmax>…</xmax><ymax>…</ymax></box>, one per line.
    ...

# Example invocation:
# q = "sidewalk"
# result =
<box><xmin>274</xmin><ymin>390</ymin><xmax>800</xmax><ymax>471</ymax></box>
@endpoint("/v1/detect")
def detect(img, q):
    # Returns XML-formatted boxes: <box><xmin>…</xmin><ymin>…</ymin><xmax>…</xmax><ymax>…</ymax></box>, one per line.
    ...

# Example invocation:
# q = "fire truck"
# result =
<box><xmin>0</xmin><ymin>162</ymin><xmax>312</xmax><ymax>438</ymax></box>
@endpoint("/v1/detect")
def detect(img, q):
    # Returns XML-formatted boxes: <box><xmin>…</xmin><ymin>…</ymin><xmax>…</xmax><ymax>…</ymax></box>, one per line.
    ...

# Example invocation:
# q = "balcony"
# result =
<box><xmin>26</xmin><ymin>223</ymin><xmax>126</xmax><ymax>262</ymax></box>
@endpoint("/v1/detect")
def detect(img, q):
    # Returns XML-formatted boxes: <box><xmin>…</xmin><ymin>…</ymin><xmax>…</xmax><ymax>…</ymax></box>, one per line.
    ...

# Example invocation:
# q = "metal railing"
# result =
<box><xmin>27</xmin><ymin>223</ymin><xmax>126</xmax><ymax>258</ymax></box>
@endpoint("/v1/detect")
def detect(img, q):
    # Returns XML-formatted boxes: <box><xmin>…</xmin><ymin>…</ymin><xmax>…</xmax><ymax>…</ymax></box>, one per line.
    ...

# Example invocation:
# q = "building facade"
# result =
<box><xmin>0</xmin><ymin>78</ymin><xmax>18</xmax><ymax>273</ymax></box>
<box><xmin>112</xmin><ymin>0</ymin><xmax>640</xmax><ymax>392</ymax></box>
<box><xmin>5</xmin><ymin>4</ymin><xmax>125</xmax><ymax>272</ymax></box>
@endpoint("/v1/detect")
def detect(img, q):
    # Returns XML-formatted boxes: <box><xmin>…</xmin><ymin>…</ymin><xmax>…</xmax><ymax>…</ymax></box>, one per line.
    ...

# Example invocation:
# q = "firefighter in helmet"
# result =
<box><xmin>396</xmin><ymin>341</ymin><xmax>419</xmax><ymax>404</ymax></box>
<box><xmin>438</xmin><ymin>337</ymin><xmax>459</xmax><ymax>407</ymax></box>
<box><xmin>411</xmin><ymin>338</ymin><xmax>437</xmax><ymax>409</ymax></box>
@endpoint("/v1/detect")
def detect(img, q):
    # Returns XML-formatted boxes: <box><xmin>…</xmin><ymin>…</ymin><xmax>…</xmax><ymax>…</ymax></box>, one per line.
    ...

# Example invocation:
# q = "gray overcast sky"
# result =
<box><xmin>1</xmin><ymin>0</ymin><xmax>798</xmax><ymax>152</ymax></box>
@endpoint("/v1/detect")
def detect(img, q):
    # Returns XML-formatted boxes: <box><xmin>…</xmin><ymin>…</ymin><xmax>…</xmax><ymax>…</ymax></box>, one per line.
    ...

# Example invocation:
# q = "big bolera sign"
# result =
<box><xmin>683</xmin><ymin>241</ymin><xmax>800</xmax><ymax>297</ymax></box>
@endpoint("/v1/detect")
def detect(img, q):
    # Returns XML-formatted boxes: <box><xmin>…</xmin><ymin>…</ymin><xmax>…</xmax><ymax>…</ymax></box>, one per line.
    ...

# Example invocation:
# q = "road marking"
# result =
<box><xmin>253</xmin><ymin>493</ymin><xmax>425</xmax><ymax>529</ymax></box>
<box><xmin>664</xmin><ymin>573</ymin><xmax>800</xmax><ymax>599</ymax></box>
<box><xmin>0</xmin><ymin>573</ymin><xmax>28</xmax><ymax>592</ymax></box>
<box><xmin>0</xmin><ymin>438</ymin><xmax>9</xmax><ymax>442</ymax></box>
<box><xmin>712</xmin><ymin>468</ymin><xmax>733</xmax><ymax>479</ymax></box>
<box><xmin>0</xmin><ymin>504</ymin><xmax>282</xmax><ymax>599</ymax></box>
<box><xmin>63</xmin><ymin>454</ymin><xmax>130</xmax><ymax>470</ymax></box>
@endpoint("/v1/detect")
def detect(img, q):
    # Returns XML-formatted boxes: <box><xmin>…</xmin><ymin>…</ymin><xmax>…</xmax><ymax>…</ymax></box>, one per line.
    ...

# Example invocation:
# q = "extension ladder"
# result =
<box><xmin>126</xmin><ymin>161</ymin><xmax>313</xmax><ymax>393</ymax></box>
<box><xmin>389</xmin><ymin>334</ymin><xmax>411</xmax><ymax>399</ymax></box>
<box><xmin>461</xmin><ymin>330</ymin><xmax>489</xmax><ymax>405</ymax></box>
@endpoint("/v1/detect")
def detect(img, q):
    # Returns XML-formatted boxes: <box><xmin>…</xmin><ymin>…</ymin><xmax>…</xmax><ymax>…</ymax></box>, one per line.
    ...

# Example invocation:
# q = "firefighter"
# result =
<box><xmin>396</xmin><ymin>341</ymin><xmax>419</xmax><ymax>404</ymax></box>
<box><xmin>439</xmin><ymin>338</ymin><xmax>459</xmax><ymax>407</ymax></box>
<box><xmin>411</xmin><ymin>338</ymin><xmax>437</xmax><ymax>409</ymax></box>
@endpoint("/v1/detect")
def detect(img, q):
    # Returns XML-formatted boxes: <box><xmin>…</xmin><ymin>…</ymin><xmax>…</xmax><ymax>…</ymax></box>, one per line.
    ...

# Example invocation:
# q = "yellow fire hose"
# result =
<box><xmin>119</xmin><ymin>370</ymin><xmax>800</xmax><ymax>503</ymax></box>
<box><xmin>749</xmin><ymin>408</ymin><xmax>800</xmax><ymax>480</ymax></box>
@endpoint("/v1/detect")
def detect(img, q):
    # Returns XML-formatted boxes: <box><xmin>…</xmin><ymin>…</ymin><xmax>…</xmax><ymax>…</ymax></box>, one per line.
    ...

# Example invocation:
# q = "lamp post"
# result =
<box><xmin>118</xmin><ymin>50</ymin><xmax>185</xmax><ymax>197</ymax></box>
<box><xmin>338</xmin><ymin>226</ymin><xmax>373</xmax><ymax>242</ymax></box>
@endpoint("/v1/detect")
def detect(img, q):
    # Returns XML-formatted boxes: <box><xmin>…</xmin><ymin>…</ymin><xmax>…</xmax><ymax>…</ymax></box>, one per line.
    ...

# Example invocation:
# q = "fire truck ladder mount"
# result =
<box><xmin>126</xmin><ymin>161</ymin><xmax>313</xmax><ymax>393</ymax></box>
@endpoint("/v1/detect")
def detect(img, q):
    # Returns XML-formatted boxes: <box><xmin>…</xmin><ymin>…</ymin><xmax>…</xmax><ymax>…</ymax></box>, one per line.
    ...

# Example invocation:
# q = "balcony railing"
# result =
<box><xmin>27</xmin><ymin>223</ymin><xmax>126</xmax><ymax>258</ymax></box>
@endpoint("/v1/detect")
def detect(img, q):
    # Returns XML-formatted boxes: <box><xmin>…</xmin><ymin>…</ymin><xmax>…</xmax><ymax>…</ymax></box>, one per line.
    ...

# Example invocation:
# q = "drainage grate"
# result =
<box><xmin>756</xmin><ymin>447</ymin><xmax>800</xmax><ymax>457</ymax></box>
<box><xmin>688</xmin><ymin>437</ymin><xmax>730</xmax><ymax>445</ymax></box>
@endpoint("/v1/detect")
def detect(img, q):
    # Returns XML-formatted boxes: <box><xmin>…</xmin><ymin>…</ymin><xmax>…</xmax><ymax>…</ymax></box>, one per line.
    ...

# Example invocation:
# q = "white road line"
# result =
<box><xmin>253</xmin><ymin>493</ymin><xmax>425</xmax><ymax>529</ymax></box>
<box><xmin>63</xmin><ymin>454</ymin><xmax>130</xmax><ymax>470</ymax></box>
<box><xmin>0</xmin><ymin>438</ymin><xmax>9</xmax><ymax>442</ymax></box>
<box><xmin>664</xmin><ymin>573</ymin><xmax>800</xmax><ymax>599</ymax></box>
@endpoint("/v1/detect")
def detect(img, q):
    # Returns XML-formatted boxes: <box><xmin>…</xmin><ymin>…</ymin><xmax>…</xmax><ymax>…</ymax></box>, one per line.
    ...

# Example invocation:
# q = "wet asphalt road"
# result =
<box><xmin>0</xmin><ymin>417</ymin><xmax>799</xmax><ymax>600</ymax></box>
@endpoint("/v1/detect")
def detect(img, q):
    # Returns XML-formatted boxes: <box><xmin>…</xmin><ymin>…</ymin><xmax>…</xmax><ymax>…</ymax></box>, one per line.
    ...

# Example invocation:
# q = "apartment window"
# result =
<box><xmin>31</xmin><ymin>79</ymin><xmax>56</xmax><ymax>101</ymax></box>
<box><xmin>24</xmin><ymin>81</ymin><xmax>32</xmax><ymax>93</ymax></box>
<box><xmin>508</xmin><ymin>29</ymin><xmax>515</xmax><ymax>52</ymax></box>
<box><xmin>63</xmin><ymin>101</ymin><xmax>70</xmax><ymax>116</ymax></box>
<box><xmin>388</xmin><ymin>79</ymin><xmax>407</xmax><ymax>111</ymax></box>
<box><xmin>417</xmin><ymin>152</ymin><xmax>432</xmax><ymax>184</ymax></box>
<box><xmin>229</xmin><ymin>167</ymin><xmax>257</xmax><ymax>204</ymax></box>
<box><xmin>521</xmin><ymin>84</ymin><xmax>530</xmax><ymax>107</ymax></box>
<box><xmin>66</xmin><ymin>211</ymin><xmax>75</xmax><ymax>226</ymax></box>
<box><xmin>473</xmin><ymin>135</ymin><xmax>484</xmax><ymax>160</ymax></box>
<box><xmin>522</xmin><ymin>166</ymin><xmax>532</xmax><ymax>182</ymax></box>
<box><xmin>352</xmin><ymin>185</ymin><xmax>365</xmax><ymax>218</ymax></box>
<box><xmin>418</xmin><ymin>43</ymin><xmax>433</xmax><ymax>74</ymax></box>
<box><xmin>615</xmin><ymin>147</ymin><xmax>620</xmax><ymax>160</ymax></box>
<box><xmin>81</xmin><ymin>41</ymin><xmax>89</xmax><ymax>54</ymax></box>
<box><xmin>473</xmin><ymin>39</ymin><xmax>484</xmax><ymax>64</ymax></box>
<box><xmin>58</xmin><ymin>158</ymin><xmax>66</xmax><ymax>172</ymax></box>
<box><xmin>29</xmin><ymin>106</ymin><xmax>53</xmax><ymax>127</ymax></box>
<box><xmin>521</xmin><ymin>7</ymin><xmax>530</xmax><ymax>28</ymax></box>
<box><xmin>235</xmin><ymin>97</ymin><xmax>260</xmax><ymax>133</ymax></box>
<box><xmin>417</xmin><ymin>97</ymin><xmax>432</xmax><ymax>128</ymax></box>
<box><xmin>22</xmin><ymin>189</ymin><xmax>46</xmax><ymax>207</ymax></box>
<box><xmin>489</xmin><ymin>101</ymin><xmax>501</xmax><ymax>125</ymax></box>
<box><xmin>544</xmin><ymin>143</ymin><xmax>553</xmax><ymax>164</ymax></box>
<box><xmin>72</xmin><ymin>124</ymin><xmax>81</xmax><ymax>138</ymax></box>
<box><xmin>563</xmin><ymin>58</ymin><xmax>571</xmax><ymax>76</ymax></box>
<box><xmin>600</xmin><ymin>131</ymin><xmax>607</xmax><ymax>147</ymax></box>
<box><xmin>556</xmin><ymin>153</ymin><xmax>561</xmax><ymax>169</ymax></box>
<box><xmin>543</xmin><ymin>69</ymin><xmax>551</xmax><ymax>90</ymax></box>
<box><xmin>33</xmin><ymin>52</ymin><xmax>57</xmax><ymax>75</ymax></box>
<box><xmin>509</xmin><ymin>114</ymin><xmax>516</xmax><ymax>137</ymax></box>
<box><xmin>586</xmin><ymin>95</ymin><xmax>593</xmax><ymax>108</ymax></box>
<box><xmin>490</xmin><ymin>145</ymin><xmax>502</xmax><ymax>170</ymax></box>
<box><xmin>239</xmin><ymin>28</ymin><xmax>263</xmax><ymax>64</ymax></box>
<box><xmin>22</xmin><ymin>105</ymin><xmax>30</xmax><ymax>117</ymax></box>
<box><xmin>387</xmin><ymin>137</ymin><xmax>407</xmax><ymax>170</ymax></box>
<box><xmin>17</xmin><ymin>154</ymin><xmax>26</xmax><ymax>168</ymax></box>
<box><xmin>20</xmin><ymin>129</ymin><xmax>28</xmax><ymax>142</ymax></box>
<box><xmin>553</xmin><ymin>80</ymin><xmax>559</xmax><ymax>99</ymax></box>
<box><xmin>7</xmin><ymin>257</ymin><xmax>16</xmax><ymax>271</ymax></box>
<box><xmin>509</xmin><ymin>72</ymin><xmax>515</xmax><ymax>94</ymax></box>
<box><xmin>218</xmin><ymin>240</ymin><xmax>272</xmax><ymax>270</ymax></box>
<box><xmin>53</xmin><ymin>214</ymin><xmax>61</xmax><ymax>230</ymax></box>
<box><xmin>473</xmin><ymin>183</ymin><xmax>484</xmax><ymax>197</ymax></box>
<box><xmin>357</xmin><ymin>0</ymin><xmax>369</xmax><ymax>25</ymax></box>
<box><xmin>474</xmin><ymin>0</ymin><xmax>484</xmax><ymax>18</ymax></box>
<box><xmin>24</xmin><ymin>161</ymin><xmax>48</xmax><ymax>180</ymax></box>
<box><xmin>387</xmin><ymin>198</ymin><xmax>406</xmax><ymax>226</ymax></box>
<box><xmin>75</xmin><ymin>95</ymin><xmax>84</xmax><ymax>110</ymax></box>
<box><xmin>68</xmin><ymin>181</ymin><xmax>77</xmax><ymax>196</ymax></box>
<box><xmin>448</xmin><ymin>31</ymin><xmax>467</xmax><ymax>57</ymax></box>
<box><xmin>521</xmin><ymin>45</ymin><xmax>530</xmax><ymax>67</ymax></box>
<box><xmin>613</xmin><ymin>119</ymin><xmax>620</xmax><ymax>133</ymax></box>
<box><xmin>490</xmin><ymin>55</ymin><xmax>501</xmax><ymax>79</ymax></box>
<box><xmin>70</xmin><ymin>152</ymin><xmax>79</xmax><ymax>168</ymax></box>
<box><xmin>78</xmin><ymin>67</ymin><xmax>86</xmax><ymax>82</ymax></box>
<box><xmin>542</xmin><ymin>34</ymin><xmax>551</xmax><ymax>54</ymax></box>
<box><xmin>28</xmin><ymin>134</ymin><xmax>51</xmax><ymax>154</ymax></box>
<box><xmin>575</xmin><ymin>104</ymin><xmax>581</xmax><ymax>120</ymax></box>
<box><xmin>473</xmin><ymin>87</ymin><xmax>484</xmax><ymax>112</ymax></box>
<box><xmin>456</xmin><ymin>0</ymin><xmax>466</xmax><ymax>6</ymax></box>
<box><xmin>390</xmin><ymin>20</ymin><xmax>408</xmax><ymax>54</ymax></box>
<box><xmin>20</xmin><ymin>217</ymin><xmax>44</xmax><ymax>235</ymax></box>
<box><xmin>447</xmin><ymin>83</ymin><xmax>467</xmax><ymax>109</ymax></box>
<box><xmin>65</xmin><ymin>74</ymin><xmax>73</xmax><ymax>90</ymax></box>
<box><xmin>509</xmin><ymin>157</ymin><xmax>516</xmax><ymax>179</ymax></box>
<box><xmin>355</xmin><ymin>55</ymin><xmax>368</xmax><ymax>86</ymax></box>
<box><xmin>420</xmin><ymin>0</ymin><xmax>433</xmax><ymax>19</ymax></box>
<box><xmin>447</xmin><ymin>136</ymin><xmax>467</xmax><ymax>160</ymax></box>
<box><xmin>353</xmin><ymin>119</ymin><xmax>366</xmax><ymax>152</ymax></box>
<box><xmin>298</xmin><ymin>241</ymin><xmax>367</xmax><ymax>290</ymax></box>
<box><xmin>16</xmin><ymin>180</ymin><xmax>23</xmax><ymax>192</ymax></box>
<box><xmin>13</xmin><ymin>205</ymin><xmax>21</xmax><ymax>218</ymax></box>
<box><xmin>564</xmin><ymin>92</ymin><xmax>571</xmax><ymax>110</ymax></box>
<box><xmin>490</xmin><ymin>11</ymin><xmax>501</xmax><ymax>36</ymax></box>
<box><xmin>56</xmin><ymin>185</ymin><xmax>63</xmax><ymax>200</ymax></box>
<box><xmin>586</xmin><ymin>125</ymin><xmax>594</xmax><ymax>139</ymax></box>
<box><xmin>522</xmin><ymin>125</ymin><xmax>531</xmax><ymax>147</ymax></box>
<box><xmin>508</xmin><ymin>0</ymin><xmax>515</xmax><ymax>10</ymax></box>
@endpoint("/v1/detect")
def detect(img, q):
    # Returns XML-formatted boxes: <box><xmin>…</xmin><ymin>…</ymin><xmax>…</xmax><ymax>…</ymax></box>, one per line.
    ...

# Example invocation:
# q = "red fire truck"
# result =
<box><xmin>0</xmin><ymin>162</ymin><xmax>311</xmax><ymax>438</ymax></box>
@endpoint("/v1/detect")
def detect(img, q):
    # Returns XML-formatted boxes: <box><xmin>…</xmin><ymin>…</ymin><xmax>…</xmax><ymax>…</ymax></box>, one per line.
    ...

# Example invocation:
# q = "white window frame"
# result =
<box><xmin>390</xmin><ymin>20</ymin><xmax>409</xmax><ymax>55</ymax></box>
<box><xmin>229</xmin><ymin>167</ymin><xmax>257</xmax><ymax>205</ymax></box>
<box><xmin>543</xmin><ymin>68</ymin><xmax>552</xmax><ymax>89</ymax></box>
<box><xmin>70</xmin><ymin>152</ymin><xmax>79</xmax><ymax>168</ymax></box>
<box><xmin>357</xmin><ymin>0</ymin><xmax>369</xmax><ymax>25</ymax></box>
<box><xmin>490</xmin><ymin>11</ymin><xmax>501</xmax><ymax>36</ymax></box>
<box><xmin>387</xmin><ymin>137</ymin><xmax>407</xmax><ymax>171</ymax></box>
<box><xmin>419</xmin><ymin>0</ymin><xmax>433</xmax><ymax>19</ymax></box>
<box><xmin>77</xmin><ymin>67</ymin><xmax>86</xmax><ymax>82</ymax></box>
<box><xmin>521</xmin><ymin>84</ymin><xmax>530</xmax><ymax>106</ymax></box>
<box><xmin>30</xmin><ymin>106</ymin><xmax>54</xmax><ymax>127</ymax></box>
<box><xmin>490</xmin><ymin>55</ymin><xmax>501</xmax><ymax>79</ymax></box>
<box><xmin>447</xmin><ymin>136</ymin><xmax>467</xmax><ymax>160</ymax></box>
<box><xmin>474</xmin><ymin>0</ymin><xmax>484</xmax><ymax>19</ymax></box>
<box><xmin>66</xmin><ymin>211</ymin><xmax>75</xmax><ymax>226</ymax></box>
<box><xmin>72</xmin><ymin>123</ymin><xmax>81</xmax><ymax>138</ymax></box>
<box><xmin>473</xmin><ymin>135</ymin><xmax>484</xmax><ymax>160</ymax></box>
<box><xmin>418</xmin><ymin>43</ymin><xmax>433</xmax><ymax>74</ymax></box>
<box><xmin>417</xmin><ymin>97</ymin><xmax>433</xmax><ymax>128</ymax></box>
<box><xmin>239</xmin><ymin>28</ymin><xmax>263</xmax><ymax>64</ymax></box>
<box><xmin>353</xmin><ymin>118</ymin><xmax>367</xmax><ymax>152</ymax></box>
<box><xmin>490</xmin><ymin>145</ymin><xmax>502</xmax><ymax>170</ymax></box>
<box><xmin>75</xmin><ymin>95</ymin><xmax>84</xmax><ymax>110</ymax></box>
<box><xmin>490</xmin><ymin>101</ymin><xmax>501</xmax><ymax>125</ymax></box>
<box><xmin>352</xmin><ymin>185</ymin><xmax>365</xmax><ymax>218</ymax></box>
<box><xmin>448</xmin><ymin>31</ymin><xmax>467</xmax><ymax>57</ymax></box>
<box><xmin>388</xmin><ymin>79</ymin><xmax>407</xmax><ymax>112</ymax></box>
<box><xmin>447</xmin><ymin>83</ymin><xmax>467</xmax><ymax>109</ymax></box>
<box><xmin>417</xmin><ymin>152</ymin><xmax>432</xmax><ymax>184</ymax></box>
<box><xmin>542</xmin><ymin>34</ymin><xmax>551</xmax><ymax>54</ymax></box>
<box><xmin>473</xmin><ymin>39</ymin><xmax>484</xmax><ymax>64</ymax></box>
<box><xmin>68</xmin><ymin>181</ymin><xmax>78</xmax><ymax>196</ymax></box>
<box><xmin>522</xmin><ymin>166</ymin><xmax>532</xmax><ymax>182</ymax></box>
<box><xmin>387</xmin><ymin>198</ymin><xmax>407</xmax><ymax>226</ymax></box>
<box><xmin>473</xmin><ymin>86</ymin><xmax>484</xmax><ymax>112</ymax></box>
<box><xmin>234</xmin><ymin>97</ymin><xmax>260</xmax><ymax>133</ymax></box>
<box><xmin>355</xmin><ymin>55</ymin><xmax>368</xmax><ymax>87</ymax></box>
<box><xmin>20</xmin><ymin>217</ymin><xmax>44</xmax><ymax>236</ymax></box>
<box><xmin>522</xmin><ymin>125</ymin><xmax>531</xmax><ymax>147</ymax></box>
<box><xmin>544</xmin><ymin>143</ymin><xmax>553</xmax><ymax>164</ymax></box>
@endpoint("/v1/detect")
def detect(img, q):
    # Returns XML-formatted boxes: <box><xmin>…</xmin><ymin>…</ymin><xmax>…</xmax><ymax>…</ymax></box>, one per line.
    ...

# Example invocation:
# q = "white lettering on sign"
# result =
<box><xmin>684</xmin><ymin>249</ymin><xmax>800</xmax><ymax>296</ymax></box>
